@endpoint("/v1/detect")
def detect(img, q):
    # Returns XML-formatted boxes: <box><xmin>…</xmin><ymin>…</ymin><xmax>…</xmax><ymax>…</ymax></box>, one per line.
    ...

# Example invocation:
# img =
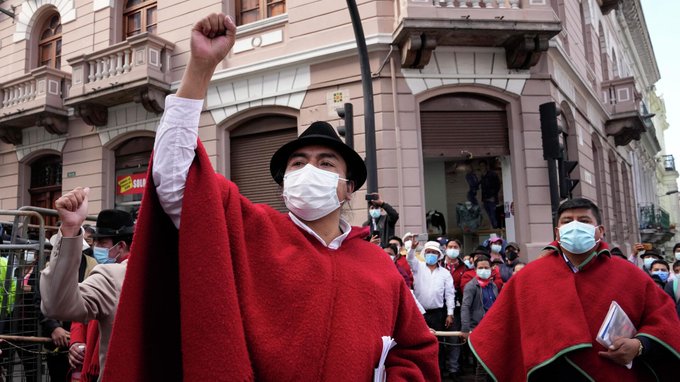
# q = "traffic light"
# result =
<box><xmin>558</xmin><ymin>158</ymin><xmax>579</xmax><ymax>199</ymax></box>
<box><xmin>539</xmin><ymin>102</ymin><xmax>562</xmax><ymax>160</ymax></box>
<box><xmin>336</xmin><ymin>102</ymin><xmax>354</xmax><ymax>149</ymax></box>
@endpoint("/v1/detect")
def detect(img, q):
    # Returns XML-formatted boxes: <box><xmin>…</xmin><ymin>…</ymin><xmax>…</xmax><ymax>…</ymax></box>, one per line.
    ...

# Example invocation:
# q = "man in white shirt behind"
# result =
<box><xmin>407</xmin><ymin>240</ymin><xmax>455</xmax><ymax>377</ymax></box>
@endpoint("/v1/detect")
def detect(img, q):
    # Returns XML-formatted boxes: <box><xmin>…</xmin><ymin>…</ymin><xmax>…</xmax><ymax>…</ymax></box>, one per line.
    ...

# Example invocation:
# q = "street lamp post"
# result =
<box><xmin>345</xmin><ymin>0</ymin><xmax>378</xmax><ymax>201</ymax></box>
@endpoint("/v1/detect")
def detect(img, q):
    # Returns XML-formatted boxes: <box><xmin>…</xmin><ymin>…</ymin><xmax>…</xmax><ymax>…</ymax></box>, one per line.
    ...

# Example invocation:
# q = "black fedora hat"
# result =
<box><xmin>91</xmin><ymin>209</ymin><xmax>135</xmax><ymax>239</ymax></box>
<box><xmin>269</xmin><ymin>121</ymin><xmax>367</xmax><ymax>189</ymax></box>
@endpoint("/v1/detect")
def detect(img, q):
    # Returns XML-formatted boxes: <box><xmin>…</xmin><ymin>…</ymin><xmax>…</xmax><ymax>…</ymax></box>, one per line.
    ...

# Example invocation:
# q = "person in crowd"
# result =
<box><xmin>486</xmin><ymin>236</ymin><xmax>504</xmax><ymax>263</ymax></box>
<box><xmin>650</xmin><ymin>259</ymin><xmax>671</xmax><ymax>289</ymax></box>
<box><xmin>498</xmin><ymin>241</ymin><xmax>520</xmax><ymax>282</ymax></box>
<box><xmin>670</xmin><ymin>244</ymin><xmax>680</xmax><ymax>282</ymax></box>
<box><xmin>384</xmin><ymin>244</ymin><xmax>413</xmax><ymax>289</ymax></box>
<box><xmin>402</xmin><ymin>232</ymin><xmax>424</xmax><ymax>261</ymax></box>
<box><xmin>461</xmin><ymin>247</ymin><xmax>503</xmax><ymax>292</ymax></box>
<box><xmin>664</xmin><ymin>260</ymin><xmax>680</xmax><ymax>319</ymax></box>
<box><xmin>610</xmin><ymin>246</ymin><xmax>627</xmax><ymax>260</ymax></box>
<box><xmin>99</xmin><ymin>13</ymin><xmax>438</xmax><ymax>381</ymax></box>
<box><xmin>363</xmin><ymin>193</ymin><xmax>399</xmax><ymax>247</ymax></box>
<box><xmin>36</xmin><ymin>238</ymin><xmax>97</xmax><ymax>382</ymax></box>
<box><xmin>407</xmin><ymin>240</ymin><xmax>455</xmax><ymax>377</ymax></box>
<box><xmin>640</xmin><ymin>248</ymin><xmax>664</xmax><ymax>276</ymax></box>
<box><xmin>627</xmin><ymin>242</ymin><xmax>647</xmax><ymax>268</ymax></box>
<box><xmin>469</xmin><ymin>198</ymin><xmax>680</xmax><ymax>381</ymax></box>
<box><xmin>388</xmin><ymin>236</ymin><xmax>413</xmax><ymax>289</ymax></box>
<box><xmin>512</xmin><ymin>261</ymin><xmax>526</xmax><ymax>273</ymax></box>
<box><xmin>40</xmin><ymin>206</ymin><xmax>134</xmax><ymax>378</ymax></box>
<box><xmin>443</xmin><ymin>238</ymin><xmax>466</xmax><ymax>378</ymax></box>
<box><xmin>461</xmin><ymin>255</ymin><xmax>499</xmax><ymax>338</ymax></box>
<box><xmin>461</xmin><ymin>255</ymin><xmax>499</xmax><ymax>381</ymax></box>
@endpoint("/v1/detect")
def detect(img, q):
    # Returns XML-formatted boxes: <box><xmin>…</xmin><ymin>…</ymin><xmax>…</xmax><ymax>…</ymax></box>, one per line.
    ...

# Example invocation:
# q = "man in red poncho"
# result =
<box><xmin>469</xmin><ymin>198</ymin><xmax>680</xmax><ymax>381</ymax></box>
<box><xmin>101</xmin><ymin>12</ymin><xmax>439</xmax><ymax>382</ymax></box>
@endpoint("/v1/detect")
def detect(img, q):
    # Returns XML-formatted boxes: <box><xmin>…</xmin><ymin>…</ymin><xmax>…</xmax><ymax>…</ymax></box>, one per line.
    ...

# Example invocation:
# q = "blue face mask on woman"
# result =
<box><xmin>558</xmin><ymin>220</ymin><xmax>599</xmax><ymax>255</ymax></box>
<box><xmin>369</xmin><ymin>209</ymin><xmax>381</xmax><ymax>219</ymax></box>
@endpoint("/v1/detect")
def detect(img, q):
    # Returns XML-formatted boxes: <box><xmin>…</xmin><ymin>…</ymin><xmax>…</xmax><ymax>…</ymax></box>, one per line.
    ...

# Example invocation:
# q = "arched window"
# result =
<box><xmin>29</xmin><ymin>154</ymin><xmax>62</xmax><ymax>235</ymax></box>
<box><xmin>237</xmin><ymin>0</ymin><xmax>286</xmax><ymax>26</ymax></box>
<box><xmin>38</xmin><ymin>14</ymin><xmax>62</xmax><ymax>69</ymax></box>
<box><xmin>124</xmin><ymin>0</ymin><xmax>157</xmax><ymax>39</ymax></box>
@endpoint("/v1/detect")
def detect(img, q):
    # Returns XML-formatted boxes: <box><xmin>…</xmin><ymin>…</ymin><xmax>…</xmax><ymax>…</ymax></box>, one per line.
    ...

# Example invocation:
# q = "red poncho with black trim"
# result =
<box><xmin>102</xmin><ymin>141</ymin><xmax>439</xmax><ymax>381</ymax></box>
<box><xmin>469</xmin><ymin>241</ymin><xmax>680</xmax><ymax>381</ymax></box>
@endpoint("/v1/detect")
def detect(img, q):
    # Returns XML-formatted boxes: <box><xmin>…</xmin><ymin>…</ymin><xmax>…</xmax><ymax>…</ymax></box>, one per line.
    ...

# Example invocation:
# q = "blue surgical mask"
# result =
<box><xmin>369</xmin><ymin>209</ymin><xmax>381</xmax><ymax>219</ymax></box>
<box><xmin>446</xmin><ymin>248</ymin><xmax>460</xmax><ymax>259</ymax></box>
<box><xmin>425</xmin><ymin>253</ymin><xmax>438</xmax><ymax>265</ymax></box>
<box><xmin>652</xmin><ymin>270</ymin><xmax>669</xmax><ymax>283</ymax></box>
<box><xmin>464</xmin><ymin>259</ymin><xmax>473</xmax><ymax>269</ymax></box>
<box><xmin>490</xmin><ymin>244</ymin><xmax>502</xmax><ymax>253</ymax></box>
<box><xmin>93</xmin><ymin>244</ymin><xmax>118</xmax><ymax>264</ymax></box>
<box><xmin>643</xmin><ymin>257</ymin><xmax>655</xmax><ymax>270</ymax></box>
<box><xmin>558</xmin><ymin>221</ymin><xmax>598</xmax><ymax>255</ymax></box>
<box><xmin>476</xmin><ymin>269</ymin><xmax>491</xmax><ymax>280</ymax></box>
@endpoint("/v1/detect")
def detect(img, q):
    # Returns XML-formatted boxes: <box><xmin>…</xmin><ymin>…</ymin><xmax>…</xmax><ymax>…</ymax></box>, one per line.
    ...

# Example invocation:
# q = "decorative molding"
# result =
<box><xmin>0</xmin><ymin>128</ymin><xmax>23</xmax><ymax>145</ymax></box>
<box><xmin>233</xmin><ymin>29</ymin><xmax>284</xmax><ymax>54</ymax></box>
<box><xmin>206</xmin><ymin>66</ymin><xmax>311</xmax><ymax>125</ymax></box>
<box><xmin>133</xmin><ymin>88</ymin><xmax>165</xmax><ymax>114</ymax></box>
<box><xmin>505</xmin><ymin>34</ymin><xmax>550</xmax><ymax>70</ymax></box>
<box><xmin>15</xmin><ymin>126</ymin><xmax>66</xmax><ymax>161</ymax></box>
<box><xmin>401</xmin><ymin>47</ymin><xmax>530</xmax><ymax>95</ymax></box>
<box><xmin>75</xmin><ymin>104</ymin><xmax>108</xmax><ymax>127</ymax></box>
<box><xmin>399</xmin><ymin>32</ymin><xmax>437</xmax><ymax>69</ymax></box>
<box><xmin>37</xmin><ymin>114</ymin><xmax>68</xmax><ymax>135</ymax></box>
<box><xmin>93</xmin><ymin>0</ymin><xmax>113</xmax><ymax>11</ymax></box>
<box><xmin>13</xmin><ymin>0</ymin><xmax>76</xmax><ymax>42</ymax></box>
<box><xmin>97</xmin><ymin>102</ymin><xmax>160</xmax><ymax>146</ymax></box>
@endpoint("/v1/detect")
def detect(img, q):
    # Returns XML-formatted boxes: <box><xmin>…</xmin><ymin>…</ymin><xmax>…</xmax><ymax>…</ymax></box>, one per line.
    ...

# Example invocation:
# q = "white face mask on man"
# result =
<box><xmin>282</xmin><ymin>164</ymin><xmax>347</xmax><ymax>221</ymax></box>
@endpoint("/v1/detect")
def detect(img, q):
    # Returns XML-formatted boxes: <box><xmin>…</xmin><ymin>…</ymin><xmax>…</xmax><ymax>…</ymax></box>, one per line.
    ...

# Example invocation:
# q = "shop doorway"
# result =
<box><xmin>420</xmin><ymin>93</ymin><xmax>513</xmax><ymax>250</ymax></box>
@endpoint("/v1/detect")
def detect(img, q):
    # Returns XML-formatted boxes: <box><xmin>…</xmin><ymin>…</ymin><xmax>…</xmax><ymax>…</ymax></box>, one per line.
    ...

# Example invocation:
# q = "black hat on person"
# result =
<box><xmin>91</xmin><ymin>209</ymin><xmax>135</xmax><ymax>239</ymax></box>
<box><xmin>269</xmin><ymin>121</ymin><xmax>367</xmax><ymax>189</ymax></box>
<box><xmin>641</xmin><ymin>248</ymin><xmax>662</xmax><ymax>260</ymax></box>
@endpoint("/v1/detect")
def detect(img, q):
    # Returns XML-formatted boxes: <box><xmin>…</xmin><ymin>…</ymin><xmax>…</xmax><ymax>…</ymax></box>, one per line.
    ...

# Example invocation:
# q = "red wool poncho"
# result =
<box><xmin>102</xmin><ymin>141</ymin><xmax>439</xmax><ymax>381</ymax></box>
<box><xmin>469</xmin><ymin>241</ymin><xmax>680</xmax><ymax>381</ymax></box>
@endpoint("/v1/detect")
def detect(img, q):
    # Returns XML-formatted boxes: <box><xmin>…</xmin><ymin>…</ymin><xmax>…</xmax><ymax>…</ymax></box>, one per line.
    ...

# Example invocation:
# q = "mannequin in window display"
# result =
<box><xmin>457</xmin><ymin>201</ymin><xmax>482</xmax><ymax>233</ymax></box>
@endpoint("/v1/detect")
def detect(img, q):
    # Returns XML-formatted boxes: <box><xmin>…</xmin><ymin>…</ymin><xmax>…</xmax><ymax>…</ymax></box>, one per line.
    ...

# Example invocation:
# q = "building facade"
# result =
<box><xmin>0</xmin><ymin>0</ymin><xmax>675</xmax><ymax>259</ymax></box>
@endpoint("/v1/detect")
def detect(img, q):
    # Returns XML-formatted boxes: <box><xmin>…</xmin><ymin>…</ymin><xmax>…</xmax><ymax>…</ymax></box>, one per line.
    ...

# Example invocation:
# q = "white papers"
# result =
<box><xmin>373</xmin><ymin>336</ymin><xmax>397</xmax><ymax>382</ymax></box>
<box><xmin>596</xmin><ymin>301</ymin><xmax>637</xmax><ymax>369</ymax></box>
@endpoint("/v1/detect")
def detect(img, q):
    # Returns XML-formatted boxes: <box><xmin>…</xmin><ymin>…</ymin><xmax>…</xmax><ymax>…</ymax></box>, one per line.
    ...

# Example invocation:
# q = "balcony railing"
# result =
<box><xmin>393</xmin><ymin>0</ymin><xmax>561</xmax><ymax>69</ymax></box>
<box><xmin>65</xmin><ymin>32</ymin><xmax>175</xmax><ymax>125</ymax></box>
<box><xmin>0</xmin><ymin>66</ymin><xmax>71</xmax><ymax>144</ymax></box>
<box><xmin>662</xmin><ymin>155</ymin><xmax>676</xmax><ymax>172</ymax></box>
<box><xmin>601</xmin><ymin>76</ymin><xmax>646</xmax><ymax>146</ymax></box>
<box><xmin>639</xmin><ymin>203</ymin><xmax>671</xmax><ymax>231</ymax></box>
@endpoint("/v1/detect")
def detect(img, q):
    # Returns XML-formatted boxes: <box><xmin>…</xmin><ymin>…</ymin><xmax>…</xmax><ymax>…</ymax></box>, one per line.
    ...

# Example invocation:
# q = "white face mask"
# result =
<box><xmin>25</xmin><ymin>251</ymin><xmax>35</xmax><ymax>263</ymax></box>
<box><xmin>282</xmin><ymin>164</ymin><xmax>347</xmax><ymax>221</ymax></box>
<box><xmin>491</xmin><ymin>244</ymin><xmax>502</xmax><ymax>253</ymax></box>
<box><xmin>404</xmin><ymin>240</ymin><xmax>413</xmax><ymax>251</ymax></box>
<box><xmin>675</xmin><ymin>252</ymin><xmax>680</xmax><ymax>261</ymax></box>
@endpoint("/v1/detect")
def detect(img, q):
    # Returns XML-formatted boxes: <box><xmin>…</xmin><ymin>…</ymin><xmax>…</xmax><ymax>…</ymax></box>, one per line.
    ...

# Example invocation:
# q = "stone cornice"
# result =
<box><xmin>619</xmin><ymin>0</ymin><xmax>660</xmax><ymax>84</ymax></box>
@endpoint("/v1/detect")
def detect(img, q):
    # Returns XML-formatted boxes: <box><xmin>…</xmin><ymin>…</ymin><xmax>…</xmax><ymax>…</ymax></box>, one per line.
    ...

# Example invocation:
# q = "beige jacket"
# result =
<box><xmin>40</xmin><ymin>230</ymin><xmax>126</xmax><ymax>377</ymax></box>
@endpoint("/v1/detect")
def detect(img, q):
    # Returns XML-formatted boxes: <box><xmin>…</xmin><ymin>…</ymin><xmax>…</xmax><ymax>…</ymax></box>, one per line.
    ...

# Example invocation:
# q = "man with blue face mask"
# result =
<box><xmin>97</xmin><ymin>12</ymin><xmax>438</xmax><ymax>382</ymax></box>
<box><xmin>469</xmin><ymin>197</ymin><xmax>680</xmax><ymax>381</ymax></box>
<box><xmin>407</xmin><ymin>240</ymin><xmax>455</xmax><ymax>377</ymax></box>
<box><xmin>41</xmin><ymin>203</ymin><xmax>134</xmax><ymax>379</ymax></box>
<box><xmin>362</xmin><ymin>193</ymin><xmax>399</xmax><ymax>246</ymax></box>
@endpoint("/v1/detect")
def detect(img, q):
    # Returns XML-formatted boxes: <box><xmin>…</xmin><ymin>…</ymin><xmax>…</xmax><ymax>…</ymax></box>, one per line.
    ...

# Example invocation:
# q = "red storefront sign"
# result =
<box><xmin>116</xmin><ymin>173</ymin><xmax>146</xmax><ymax>195</ymax></box>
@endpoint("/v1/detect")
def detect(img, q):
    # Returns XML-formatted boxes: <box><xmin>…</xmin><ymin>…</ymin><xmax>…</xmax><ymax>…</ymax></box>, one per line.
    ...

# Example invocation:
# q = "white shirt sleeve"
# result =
<box><xmin>444</xmin><ymin>273</ymin><xmax>455</xmax><ymax>316</ymax></box>
<box><xmin>152</xmin><ymin>95</ymin><xmax>204</xmax><ymax>229</ymax></box>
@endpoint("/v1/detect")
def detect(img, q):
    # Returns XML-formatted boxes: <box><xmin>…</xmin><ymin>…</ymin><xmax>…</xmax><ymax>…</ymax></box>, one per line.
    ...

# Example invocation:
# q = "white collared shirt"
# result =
<box><xmin>407</xmin><ymin>249</ymin><xmax>455</xmax><ymax>315</ymax></box>
<box><xmin>152</xmin><ymin>95</ymin><xmax>351</xmax><ymax>249</ymax></box>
